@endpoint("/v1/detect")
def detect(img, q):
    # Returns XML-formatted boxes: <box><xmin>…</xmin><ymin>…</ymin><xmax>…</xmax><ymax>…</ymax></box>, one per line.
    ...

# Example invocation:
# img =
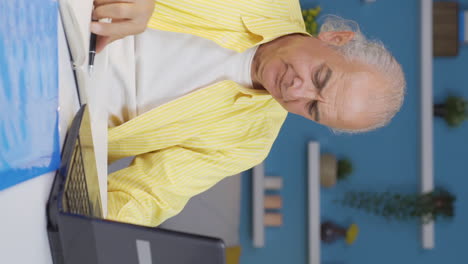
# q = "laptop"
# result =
<box><xmin>47</xmin><ymin>105</ymin><xmax>226</xmax><ymax>264</ymax></box>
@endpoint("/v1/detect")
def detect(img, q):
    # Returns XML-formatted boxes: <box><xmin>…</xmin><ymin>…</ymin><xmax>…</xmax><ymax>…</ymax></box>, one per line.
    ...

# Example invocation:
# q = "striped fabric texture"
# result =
<box><xmin>107</xmin><ymin>0</ymin><xmax>307</xmax><ymax>227</ymax></box>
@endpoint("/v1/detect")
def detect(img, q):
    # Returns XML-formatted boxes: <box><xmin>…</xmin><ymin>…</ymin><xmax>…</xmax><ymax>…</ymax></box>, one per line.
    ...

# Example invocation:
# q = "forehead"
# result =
<box><xmin>329</xmin><ymin>70</ymin><xmax>385</xmax><ymax>130</ymax></box>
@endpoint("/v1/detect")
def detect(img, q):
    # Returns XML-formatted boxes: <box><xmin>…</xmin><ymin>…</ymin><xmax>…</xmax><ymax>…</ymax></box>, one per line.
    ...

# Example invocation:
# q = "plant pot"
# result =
<box><xmin>321</xmin><ymin>221</ymin><xmax>359</xmax><ymax>245</ymax></box>
<box><xmin>321</xmin><ymin>221</ymin><xmax>346</xmax><ymax>243</ymax></box>
<box><xmin>433</xmin><ymin>103</ymin><xmax>447</xmax><ymax>117</ymax></box>
<box><xmin>320</xmin><ymin>154</ymin><xmax>337</xmax><ymax>188</ymax></box>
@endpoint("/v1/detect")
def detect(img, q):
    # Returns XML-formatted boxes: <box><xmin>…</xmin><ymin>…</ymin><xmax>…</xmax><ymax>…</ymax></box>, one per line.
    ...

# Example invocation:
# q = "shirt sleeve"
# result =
<box><xmin>106</xmin><ymin>131</ymin><xmax>272</xmax><ymax>227</ymax></box>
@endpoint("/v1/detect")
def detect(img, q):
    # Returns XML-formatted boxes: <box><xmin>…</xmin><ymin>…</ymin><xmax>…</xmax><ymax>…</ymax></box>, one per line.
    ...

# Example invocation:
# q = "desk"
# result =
<box><xmin>0</xmin><ymin>16</ymin><xmax>108</xmax><ymax>263</ymax></box>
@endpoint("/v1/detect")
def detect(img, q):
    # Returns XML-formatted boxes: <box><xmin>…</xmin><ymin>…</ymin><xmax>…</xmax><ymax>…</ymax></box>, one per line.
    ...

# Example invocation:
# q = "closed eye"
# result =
<box><xmin>308</xmin><ymin>64</ymin><xmax>332</xmax><ymax>121</ymax></box>
<box><xmin>313</xmin><ymin>64</ymin><xmax>325</xmax><ymax>89</ymax></box>
<box><xmin>307</xmin><ymin>65</ymin><xmax>323</xmax><ymax>118</ymax></box>
<box><xmin>307</xmin><ymin>100</ymin><xmax>318</xmax><ymax>119</ymax></box>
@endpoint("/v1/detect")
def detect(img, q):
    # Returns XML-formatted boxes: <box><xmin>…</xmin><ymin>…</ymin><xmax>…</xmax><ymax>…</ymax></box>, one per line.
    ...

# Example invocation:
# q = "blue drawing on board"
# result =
<box><xmin>0</xmin><ymin>0</ymin><xmax>60</xmax><ymax>190</ymax></box>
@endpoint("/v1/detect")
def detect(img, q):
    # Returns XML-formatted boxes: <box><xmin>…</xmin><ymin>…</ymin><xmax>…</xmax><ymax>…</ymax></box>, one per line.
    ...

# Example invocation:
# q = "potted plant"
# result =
<box><xmin>302</xmin><ymin>7</ymin><xmax>321</xmax><ymax>35</ymax></box>
<box><xmin>434</xmin><ymin>95</ymin><xmax>468</xmax><ymax>127</ymax></box>
<box><xmin>320</xmin><ymin>154</ymin><xmax>353</xmax><ymax>188</ymax></box>
<box><xmin>337</xmin><ymin>188</ymin><xmax>455</xmax><ymax>223</ymax></box>
<box><xmin>337</xmin><ymin>158</ymin><xmax>353</xmax><ymax>181</ymax></box>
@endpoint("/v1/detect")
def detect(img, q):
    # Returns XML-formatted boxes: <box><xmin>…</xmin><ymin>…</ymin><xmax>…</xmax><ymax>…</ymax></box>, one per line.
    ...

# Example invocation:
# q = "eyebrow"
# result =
<box><xmin>311</xmin><ymin>65</ymin><xmax>332</xmax><ymax>122</ymax></box>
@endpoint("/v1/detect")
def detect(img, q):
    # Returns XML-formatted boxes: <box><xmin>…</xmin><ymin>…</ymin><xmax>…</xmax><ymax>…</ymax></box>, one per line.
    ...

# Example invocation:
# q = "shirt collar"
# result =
<box><xmin>241</xmin><ymin>15</ymin><xmax>310</xmax><ymax>47</ymax></box>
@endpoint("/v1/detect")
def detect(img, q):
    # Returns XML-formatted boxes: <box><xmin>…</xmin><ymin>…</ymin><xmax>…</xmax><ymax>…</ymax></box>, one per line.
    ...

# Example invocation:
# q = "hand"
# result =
<box><xmin>91</xmin><ymin>0</ymin><xmax>155</xmax><ymax>52</ymax></box>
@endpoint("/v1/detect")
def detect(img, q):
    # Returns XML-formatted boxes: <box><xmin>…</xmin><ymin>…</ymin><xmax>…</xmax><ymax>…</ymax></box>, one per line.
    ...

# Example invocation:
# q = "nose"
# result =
<box><xmin>282</xmin><ymin>77</ymin><xmax>319</xmax><ymax>102</ymax></box>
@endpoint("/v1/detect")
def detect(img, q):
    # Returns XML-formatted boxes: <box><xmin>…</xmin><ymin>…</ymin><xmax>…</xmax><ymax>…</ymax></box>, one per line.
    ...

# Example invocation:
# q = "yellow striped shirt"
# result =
<box><xmin>107</xmin><ymin>0</ymin><xmax>307</xmax><ymax>226</ymax></box>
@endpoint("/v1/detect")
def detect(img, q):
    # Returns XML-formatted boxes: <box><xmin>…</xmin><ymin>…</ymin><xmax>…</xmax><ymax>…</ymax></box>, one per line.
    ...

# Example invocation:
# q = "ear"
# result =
<box><xmin>318</xmin><ymin>31</ymin><xmax>355</xmax><ymax>46</ymax></box>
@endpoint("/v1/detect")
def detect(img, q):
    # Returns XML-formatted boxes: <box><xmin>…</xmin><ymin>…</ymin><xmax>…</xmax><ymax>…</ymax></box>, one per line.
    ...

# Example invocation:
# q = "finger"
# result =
<box><xmin>95</xmin><ymin>35</ymin><xmax>118</xmax><ymax>53</ymax></box>
<box><xmin>94</xmin><ymin>0</ymin><xmax>135</xmax><ymax>6</ymax></box>
<box><xmin>92</xmin><ymin>3</ymin><xmax>137</xmax><ymax>21</ymax></box>
<box><xmin>91</xmin><ymin>20</ymin><xmax>145</xmax><ymax>37</ymax></box>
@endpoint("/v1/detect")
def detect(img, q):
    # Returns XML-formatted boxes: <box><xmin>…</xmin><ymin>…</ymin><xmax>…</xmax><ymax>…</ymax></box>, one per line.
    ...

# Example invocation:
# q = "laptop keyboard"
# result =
<box><xmin>63</xmin><ymin>139</ymin><xmax>92</xmax><ymax>217</ymax></box>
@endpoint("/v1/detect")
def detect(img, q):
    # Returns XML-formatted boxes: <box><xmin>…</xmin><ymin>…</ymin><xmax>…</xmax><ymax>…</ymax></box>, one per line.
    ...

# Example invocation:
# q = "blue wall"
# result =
<box><xmin>240</xmin><ymin>0</ymin><xmax>468</xmax><ymax>263</ymax></box>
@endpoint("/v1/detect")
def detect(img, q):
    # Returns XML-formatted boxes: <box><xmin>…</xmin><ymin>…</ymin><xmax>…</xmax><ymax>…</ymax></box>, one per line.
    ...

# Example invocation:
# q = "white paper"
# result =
<box><xmin>58</xmin><ymin>0</ymin><xmax>108</xmax><ymax>216</ymax></box>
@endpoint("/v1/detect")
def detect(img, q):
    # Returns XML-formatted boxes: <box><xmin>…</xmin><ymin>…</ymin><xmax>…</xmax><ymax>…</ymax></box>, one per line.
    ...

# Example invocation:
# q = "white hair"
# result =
<box><xmin>319</xmin><ymin>15</ymin><xmax>406</xmax><ymax>133</ymax></box>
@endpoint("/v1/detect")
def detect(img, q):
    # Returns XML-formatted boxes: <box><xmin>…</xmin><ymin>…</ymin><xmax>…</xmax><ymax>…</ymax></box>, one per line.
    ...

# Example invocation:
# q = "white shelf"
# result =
<box><xmin>252</xmin><ymin>163</ymin><xmax>265</xmax><ymax>248</ymax></box>
<box><xmin>421</xmin><ymin>0</ymin><xmax>435</xmax><ymax>250</ymax></box>
<box><xmin>308</xmin><ymin>142</ymin><xmax>320</xmax><ymax>264</ymax></box>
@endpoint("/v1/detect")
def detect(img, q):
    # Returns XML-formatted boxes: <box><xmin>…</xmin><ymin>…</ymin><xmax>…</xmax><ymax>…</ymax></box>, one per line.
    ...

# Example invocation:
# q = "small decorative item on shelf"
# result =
<box><xmin>433</xmin><ymin>2</ymin><xmax>459</xmax><ymax>56</ymax></box>
<box><xmin>264</xmin><ymin>213</ymin><xmax>283</xmax><ymax>227</ymax></box>
<box><xmin>320</xmin><ymin>154</ymin><xmax>353</xmax><ymax>188</ymax></box>
<box><xmin>321</xmin><ymin>221</ymin><xmax>359</xmax><ymax>245</ymax></box>
<box><xmin>337</xmin><ymin>188</ymin><xmax>456</xmax><ymax>223</ymax></box>
<box><xmin>434</xmin><ymin>95</ymin><xmax>468</xmax><ymax>127</ymax></box>
<box><xmin>264</xmin><ymin>195</ymin><xmax>282</xmax><ymax>209</ymax></box>
<box><xmin>302</xmin><ymin>7</ymin><xmax>321</xmax><ymax>35</ymax></box>
<box><xmin>264</xmin><ymin>176</ymin><xmax>283</xmax><ymax>190</ymax></box>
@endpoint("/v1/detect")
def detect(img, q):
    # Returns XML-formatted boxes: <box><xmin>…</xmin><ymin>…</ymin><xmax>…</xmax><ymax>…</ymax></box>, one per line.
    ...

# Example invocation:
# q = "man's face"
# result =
<box><xmin>253</xmin><ymin>34</ymin><xmax>387</xmax><ymax>131</ymax></box>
